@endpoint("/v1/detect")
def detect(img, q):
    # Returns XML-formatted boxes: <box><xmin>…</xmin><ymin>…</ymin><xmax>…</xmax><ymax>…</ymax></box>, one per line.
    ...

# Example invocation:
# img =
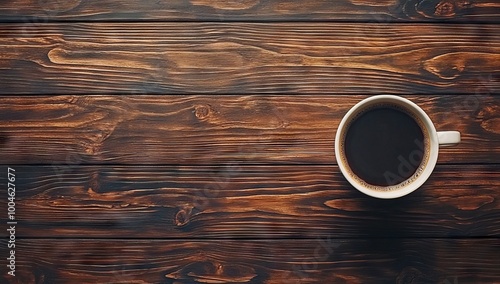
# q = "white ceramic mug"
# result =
<box><xmin>335</xmin><ymin>95</ymin><xmax>460</xmax><ymax>199</ymax></box>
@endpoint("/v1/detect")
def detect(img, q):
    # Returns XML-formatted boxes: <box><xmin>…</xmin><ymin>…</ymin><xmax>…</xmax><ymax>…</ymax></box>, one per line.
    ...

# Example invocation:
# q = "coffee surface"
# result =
<box><xmin>344</xmin><ymin>107</ymin><xmax>424</xmax><ymax>186</ymax></box>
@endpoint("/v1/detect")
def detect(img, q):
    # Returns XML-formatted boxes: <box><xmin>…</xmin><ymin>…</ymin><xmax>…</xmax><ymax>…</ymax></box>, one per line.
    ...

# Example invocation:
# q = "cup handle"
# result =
<box><xmin>437</xmin><ymin>131</ymin><xmax>461</xmax><ymax>146</ymax></box>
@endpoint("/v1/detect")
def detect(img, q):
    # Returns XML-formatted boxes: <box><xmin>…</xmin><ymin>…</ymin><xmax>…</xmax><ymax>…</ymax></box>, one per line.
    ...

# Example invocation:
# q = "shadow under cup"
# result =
<box><xmin>335</xmin><ymin>96</ymin><xmax>438</xmax><ymax>199</ymax></box>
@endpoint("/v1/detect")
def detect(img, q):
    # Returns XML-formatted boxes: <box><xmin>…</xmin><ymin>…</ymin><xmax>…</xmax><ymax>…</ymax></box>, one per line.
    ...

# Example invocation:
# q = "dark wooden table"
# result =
<box><xmin>1</xmin><ymin>1</ymin><xmax>499</xmax><ymax>283</ymax></box>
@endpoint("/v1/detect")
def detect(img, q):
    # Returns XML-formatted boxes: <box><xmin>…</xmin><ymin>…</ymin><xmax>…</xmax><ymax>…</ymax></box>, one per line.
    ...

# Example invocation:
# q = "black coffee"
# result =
<box><xmin>344</xmin><ymin>106</ymin><xmax>425</xmax><ymax>186</ymax></box>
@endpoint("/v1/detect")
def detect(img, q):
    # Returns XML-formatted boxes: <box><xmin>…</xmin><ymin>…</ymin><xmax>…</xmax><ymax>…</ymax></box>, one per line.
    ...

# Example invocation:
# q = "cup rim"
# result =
<box><xmin>335</xmin><ymin>95</ymin><xmax>439</xmax><ymax>199</ymax></box>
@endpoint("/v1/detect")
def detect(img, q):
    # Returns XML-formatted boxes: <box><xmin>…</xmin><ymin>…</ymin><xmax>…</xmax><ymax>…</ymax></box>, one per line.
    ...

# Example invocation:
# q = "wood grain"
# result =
<box><xmin>0</xmin><ymin>95</ymin><xmax>498</xmax><ymax>165</ymax></box>
<box><xmin>1</xmin><ymin>238</ymin><xmax>499</xmax><ymax>283</ymax></box>
<box><xmin>1</xmin><ymin>164</ymin><xmax>498</xmax><ymax>239</ymax></box>
<box><xmin>0</xmin><ymin>23</ymin><xmax>498</xmax><ymax>95</ymax></box>
<box><xmin>0</xmin><ymin>0</ymin><xmax>499</xmax><ymax>22</ymax></box>
<box><xmin>0</xmin><ymin>0</ymin><xmax>497</xmax><ymax>283</ymax></box>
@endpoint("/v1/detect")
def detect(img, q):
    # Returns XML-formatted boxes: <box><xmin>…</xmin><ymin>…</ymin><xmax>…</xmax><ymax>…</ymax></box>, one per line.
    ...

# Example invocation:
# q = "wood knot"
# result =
<box><xmin>174</xmin><ymin>206</ymin><xmax>193</xmax><ymax>227</ymax></box>
<box><xmin>194</xmin><ymin>104</ymin><xmax>214</xmax><ymax>120</ymax></box>
<box><xmin>434</xmin><ymin>0</ymin><xmax>471</xmax><ymax>17</ymax></box>
<box><xmin>478</xmin><ymin>104</ymin><xmax>500</xmax><ymax>134</ymax></box>
<box><xmin>190</xmin><ymin>0</ymin><xmax>260</xmax><ymax>11</ymax></box>
<box><xmin>423</xmin><ymin>52</ymin><xmax>466</xmax><ymax>80</ymax></box>
<box><xmin>88</xmin><ymin>171</ymin><xmax>100</xmax><ymax>192</ymax></box>
<box><xmin>165</xmin><ymin>261</ymin><xmax>258</xmax><ymax>283</ymax></box>
<box><xmin>435</xmin><ymin>1</ymin><xmax>455</xmax><ymax>17</ymax></box>
<box><xmin>443</xmin><ymin>195</ymin><xmax>495</xmax><ymax>211</ymax></box>
<box><xmin>37</xmin><ymin>0</ymin><xmax>82</xmax><ymax>13</ymax></box>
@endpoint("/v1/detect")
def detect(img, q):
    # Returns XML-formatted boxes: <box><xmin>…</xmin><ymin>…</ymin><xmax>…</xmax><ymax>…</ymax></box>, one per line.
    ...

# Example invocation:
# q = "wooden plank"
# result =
<box><xmin>1</xmin><ymin>165</ymin><xmax>498</xmax><ymax>238</ymax></box>
<box><xmin>0</xmin><ymin>95</ymin><xmax>498</xmax><ymax>165</ymax></box>
<box><xmin>0</xmin><ymin>23</ymin><xmax>498</xmax><ymax>95</ymax></box>
<box><xmin>1</xmin><ymin>238</ymin><xmax>498</xmax><ymax>283</ymax></box>
<box><xmin>0</xmin><ymin>0</ymin><xmax>499</xmax><ymax>22</ymax></box>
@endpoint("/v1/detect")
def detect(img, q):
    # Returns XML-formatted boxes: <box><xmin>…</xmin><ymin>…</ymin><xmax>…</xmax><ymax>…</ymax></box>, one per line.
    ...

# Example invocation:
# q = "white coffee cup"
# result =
<box><xmin>335</xmin><ymin>95</ymin><xmax>460</xmax><ymax>199</ymax></box>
